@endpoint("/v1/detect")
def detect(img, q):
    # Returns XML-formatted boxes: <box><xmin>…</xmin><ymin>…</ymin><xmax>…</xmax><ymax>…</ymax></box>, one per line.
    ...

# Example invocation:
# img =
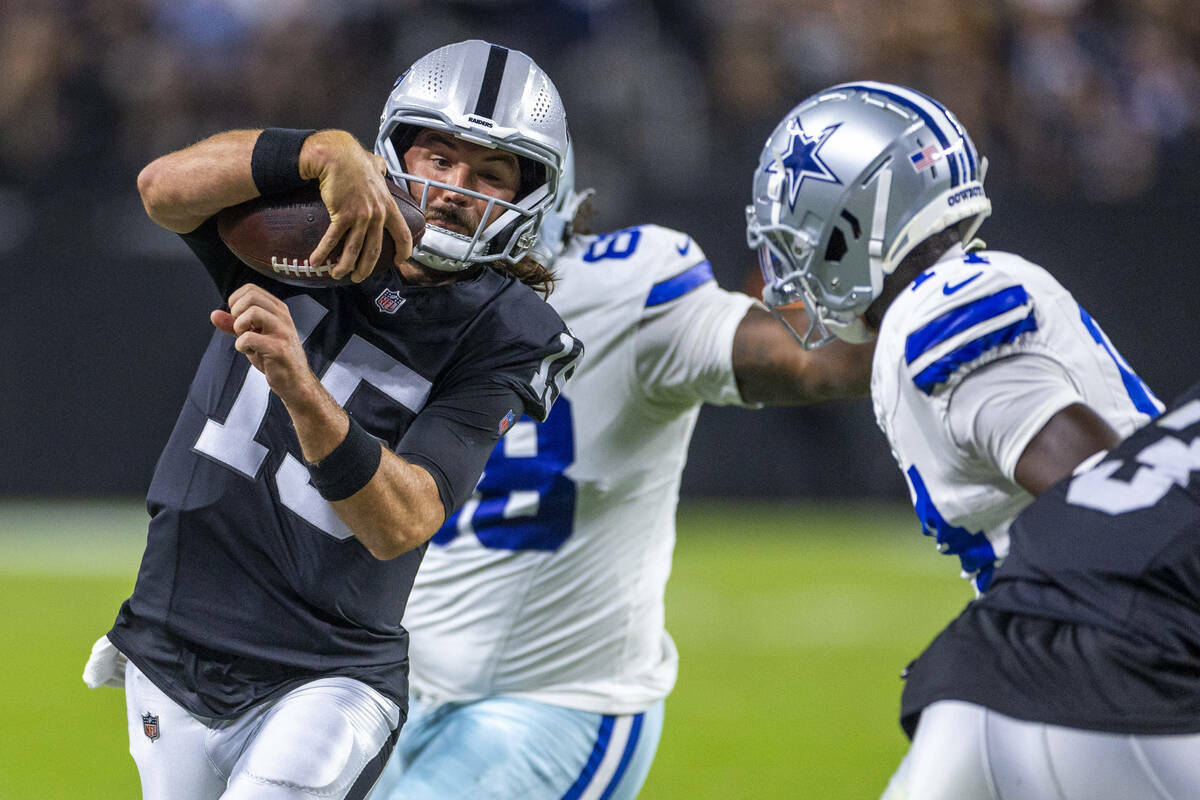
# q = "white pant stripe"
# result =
<box><xmin>577</xmin><ymin>715</ymin><xmax>634</xmax><ymax>800</ymax></box>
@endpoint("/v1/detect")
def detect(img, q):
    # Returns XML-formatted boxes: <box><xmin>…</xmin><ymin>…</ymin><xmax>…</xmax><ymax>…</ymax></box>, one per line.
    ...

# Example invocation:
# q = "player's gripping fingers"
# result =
<box><xmin>329</xmin><ymin>221</ymin><xmax>365</xmax><ymax>281</ymax></box>
<box><xmin>351</xmin><ymin>216</ymin><xmax>384</xmax><ymax>283</ymax></box>
<box><xmin>228</xmin><ymin>284</ymin><xmax>288</xmax><ymax>320</ymax></box>
<box><xmin>305</xmin><ymin>218</ymin><xmax>346</xmax><ymax>279</ymax></box>
<box><xmin>234</xmin><ymin>330</ymin><xmax>270</xmax><ymax>372</ymax></box>
<box><xmin>232</xmin><ymin>305</ymin><xmax>277</xmax><ymax>338</ymax></box>
<box><xmin>384</xmin><ymin>198</ymin><xmax>413</xmax><ymax>266</ymax></box>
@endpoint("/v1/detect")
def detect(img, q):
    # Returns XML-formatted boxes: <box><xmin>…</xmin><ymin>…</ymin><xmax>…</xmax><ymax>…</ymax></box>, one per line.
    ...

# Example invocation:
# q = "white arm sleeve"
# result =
<box><xmin>947</xmin><ymin>354</ymin><xmax>1086</xmax><ymax>481</ymax></box>
<box><xmin>634</xmin><ymin>283</ymin><xmax>757</xmax><ymax>409</ymax></box>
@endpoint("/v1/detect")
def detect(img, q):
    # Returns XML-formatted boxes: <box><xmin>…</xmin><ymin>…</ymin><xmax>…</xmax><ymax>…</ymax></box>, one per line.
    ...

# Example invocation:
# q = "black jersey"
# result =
<box><xmin>899</xmin><ymin>380</ymin><xmax>1200</xmax><ymax>737</ymax></box>
<box><xmin>108</xmin><ymin>219</ymin><xmax>581</xmax><ymax>718</ymax></box>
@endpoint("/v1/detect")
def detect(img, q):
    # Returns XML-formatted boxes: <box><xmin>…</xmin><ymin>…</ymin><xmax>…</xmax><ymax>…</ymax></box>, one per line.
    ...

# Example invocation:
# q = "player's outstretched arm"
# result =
<box><xmin>731</xmin><ymin>306</ymin><xmax>873</xmax><ymax>405</ymax></box>
<box><xmin>212</xmin><ymin>284</ymin><xmax>443</xmax><ymax>559</ymax></box>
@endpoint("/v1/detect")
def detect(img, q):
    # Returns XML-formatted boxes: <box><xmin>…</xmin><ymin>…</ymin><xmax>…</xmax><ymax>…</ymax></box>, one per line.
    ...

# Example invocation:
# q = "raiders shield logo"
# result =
<box><xmin>142</xmin><ymin>712</ymin><xmax>160</xmax><ymax>742</ymax></box>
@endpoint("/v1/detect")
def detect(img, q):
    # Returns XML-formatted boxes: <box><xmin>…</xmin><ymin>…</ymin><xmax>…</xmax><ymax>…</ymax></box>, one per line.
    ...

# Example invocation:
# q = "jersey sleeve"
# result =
<box><xmin>397</xmin><ymin>315</ymin><xmax>582</xmax><ymax>517</ymax></box>
<box><xmin>946</xmin><ymin>353</ymin><xmax>1085</xmax><ymax>481</ymax></box>
<box><xmin>395</xmin><ymin>376</ymin><xmax>531</xmax><ymax>518</ymax></box>
<box><xmin>900</xmin><ymin>254</ymin><xmax>1041</xmax><ymax>397</ymax></box>
<box><xmin>630</xmin><ymin>232</ymin><xmax>758</xmax><ymax>408</ymax></box>
<box><xmin>178</xmin><ymin>216</ymin><xmax>254</xmax><ymax>300</ymax></box>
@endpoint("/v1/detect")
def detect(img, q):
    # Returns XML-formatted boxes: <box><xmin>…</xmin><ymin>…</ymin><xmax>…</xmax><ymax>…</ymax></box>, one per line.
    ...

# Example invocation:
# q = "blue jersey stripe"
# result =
<box><xmin>912</xmin><ymin>311</ymin><xmax>1037</xmax><ymax>395</ymax></box>
<box><xmin>597</xmin><ymin>713</ymin><xmax>644</xmax><ymax>800</ymax></box>
<box><xmin>905</xmin><ymin>285</ymin><xmax>1029</xmax><ymax>364</ymax></box>
<box><xmin>907</xmin><ymin>465</ymin><xmax>997</xmax><ymax>592</ymax></box>
<box><xmin>840</xmin><ymin>83</ymin><xmax>961</xmax><ymax>186</ymax></box>
<box><xmin>561</xmin><ymin>715</ymin><xmax>615</xmax><ymax>800</ymax></box>
<box><xmin>645</xmin><ymin>260</ymin><xmax>713</xmax><ymax>307</ymax></box>
<box><xmin>1078</xmin><ymin>306</ymin><xmax>1162</xmax><ymax>418</ymax></box>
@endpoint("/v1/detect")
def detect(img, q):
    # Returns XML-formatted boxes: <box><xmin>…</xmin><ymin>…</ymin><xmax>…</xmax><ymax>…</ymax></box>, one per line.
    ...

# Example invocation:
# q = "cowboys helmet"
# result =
<box><xmin>375</xmin><ymin>40</ymin><xmax>569</xmax><ymax>272</ymax></box>
<box><xmin>527</xmin><ymin>139</ymin><xmax>594</xmax><ymax>267</ymax></box>
<box><xmin>746</xmin><ymin>81</ymin><xmax>991</xmax><ymax>347</ymax></box>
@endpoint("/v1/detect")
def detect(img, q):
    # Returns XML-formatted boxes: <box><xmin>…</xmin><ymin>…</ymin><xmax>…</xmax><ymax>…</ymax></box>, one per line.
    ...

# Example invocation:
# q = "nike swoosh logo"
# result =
<box><xmin>675</xmin><ymin>238</ymin><xmax>690</xmax><ymax>255</ymax></box>
<box><xmin>942</xmin><ymin>271</ymin><xmax>983</xmax><ymax>295</ymax></box>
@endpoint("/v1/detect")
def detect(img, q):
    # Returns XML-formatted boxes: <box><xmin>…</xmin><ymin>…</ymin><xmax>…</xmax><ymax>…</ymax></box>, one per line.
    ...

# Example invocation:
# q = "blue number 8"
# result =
<box><xmin>432</xmin><ymin>397</ymin><xmax>577</xmax><ymax>551</ymax></box>
<box><xmin>581</xmin><ymin>228</ymin><xmax>642</xmax><ymax>262</ymax></box>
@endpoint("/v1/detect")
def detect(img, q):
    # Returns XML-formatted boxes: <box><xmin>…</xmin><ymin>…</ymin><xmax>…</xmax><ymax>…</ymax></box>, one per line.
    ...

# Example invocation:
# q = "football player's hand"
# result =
<box><xmin>82</xmin><ymin>634</ymin><xmax>127</xmax><ymax>690</ymax></box>
<box><xmin>211</xmin><ymin>284</ymin><xmax>314</xmax><ymax>401</ymax></box>
<box><xmin>299</xmin><ymin>130</ymin><xmax>413</xmax><ymax>282</ymax></box>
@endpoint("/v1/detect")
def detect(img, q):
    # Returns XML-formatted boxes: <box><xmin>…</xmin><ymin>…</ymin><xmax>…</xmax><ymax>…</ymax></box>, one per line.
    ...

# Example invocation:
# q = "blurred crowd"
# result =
<box><xmin>3</xmin><ymin>0</ymin><xmax>1198</xmax><ymax>499</ymax></box>
<box><xmin>2</xmin><ymin>0</ymin><xmax>1199</xmax><ymax>258</ymax></box>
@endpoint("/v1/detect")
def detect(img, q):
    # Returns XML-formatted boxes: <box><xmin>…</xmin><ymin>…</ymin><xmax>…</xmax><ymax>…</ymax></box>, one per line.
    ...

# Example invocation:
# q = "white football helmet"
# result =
<box><xmin>375</xmin><ymin>40</ymin><xmax>569</xmax><ymax>272</ymax></box>
<box><xmin>746</xmin><ymin>81</ymin><xmax>991</xmax><ymax>347</ymax></box>
<box><xmin>527</xmin><ymin>139</ymin><xmax>593</xmax><ymax>267</ymax></box>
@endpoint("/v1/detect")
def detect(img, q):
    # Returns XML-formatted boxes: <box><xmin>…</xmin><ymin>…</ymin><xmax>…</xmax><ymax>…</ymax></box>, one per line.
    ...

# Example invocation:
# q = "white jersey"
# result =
<box><xmin>872</xmin><ymin>246</ymin><xmax>1162</xmax><ymax>591</ymax></box>
<box><xmin>402</xmin><ymin>225</ymin><xmax>757</xmax><ymax>713</ymax></box>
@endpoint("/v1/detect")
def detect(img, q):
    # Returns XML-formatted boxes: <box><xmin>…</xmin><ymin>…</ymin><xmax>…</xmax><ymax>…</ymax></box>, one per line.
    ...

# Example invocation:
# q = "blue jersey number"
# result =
<box><xmin>1078</xmin><ymin>306</ymin><xmax>1161</xmax><ymax>418</ymax></box>
<box><xmin>433</xmin><ymin>397</ymin><xmax>577</xmax><ymax>551</ymax></box>
<box><xmin>581</xmin><ymin>227</ymin><xmax>642</xmax><ymax>262</ymax></box>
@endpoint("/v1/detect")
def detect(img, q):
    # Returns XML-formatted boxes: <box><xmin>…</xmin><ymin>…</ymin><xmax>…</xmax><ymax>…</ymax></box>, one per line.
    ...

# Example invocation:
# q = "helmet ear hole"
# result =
<box><xmin>824</xmin><ymin>227</ymin><xmax>848</xmax><ymax>263</ymax></box>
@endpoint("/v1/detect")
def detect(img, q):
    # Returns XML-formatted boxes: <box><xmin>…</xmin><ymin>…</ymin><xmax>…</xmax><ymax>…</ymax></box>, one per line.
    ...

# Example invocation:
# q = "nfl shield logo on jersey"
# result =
<box><xmin>498</xmin><ymin>409</ymin><xmax>516</xmax><ymax>435</ymax></box>
<box><xmin>142</xmin><ymin>712</ymin><xmax>160</xmax><ymax>742</ymax></box>
<box><xmin>375</xmin><ymin>288</ymin><xmax>406</xmax><ymax>315</ymax></box>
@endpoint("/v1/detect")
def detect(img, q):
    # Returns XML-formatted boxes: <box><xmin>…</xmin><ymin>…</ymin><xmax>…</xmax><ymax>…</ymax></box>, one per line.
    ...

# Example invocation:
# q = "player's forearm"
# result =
<box><xmin>283</xmin><ymin>380</ymin><xmax>443</xmax><ymax>559</ymax></box>
<box><xmin>732</xmin><ymin>306</ymin><xmax>873</xmax><ymax>404</ymax></box>
<box><xmin>330</xmin><ymin>453</ymin><xmax>445</xmax><ymax>560</ymax></box>
<box><xmin>137</xmin><ymin>130</ymin><xmax>262</xmax><ymax>233</ymax></box>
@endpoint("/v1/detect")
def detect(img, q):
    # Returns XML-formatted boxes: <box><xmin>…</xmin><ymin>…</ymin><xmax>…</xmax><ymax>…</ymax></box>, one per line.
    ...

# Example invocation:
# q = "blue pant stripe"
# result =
<box><xmin>597</xmin><ymin>713</ymin><xmax>644</xmax><ymax>800</ymax></box>
<box><xmin>561</xmin><ymin>715</ymin><xmax>615</xmax><ymax>800</ymax></box>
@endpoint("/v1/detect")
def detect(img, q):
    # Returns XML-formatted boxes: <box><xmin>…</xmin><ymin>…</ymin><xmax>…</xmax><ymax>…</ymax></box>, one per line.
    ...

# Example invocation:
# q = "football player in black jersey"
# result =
<box><xmin>881</xmin><ymin>380</ymin><xmax>1200</xmax><ymax>799</ymax></box>
<box><xmin>82</xmin><ymin>42</ymin><xmax>581</xmax><ymax>800</ymax></box>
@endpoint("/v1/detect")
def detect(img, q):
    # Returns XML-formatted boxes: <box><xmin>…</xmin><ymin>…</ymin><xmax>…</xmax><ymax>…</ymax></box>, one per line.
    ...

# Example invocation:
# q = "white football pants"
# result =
<box><xmin>880</xmin><ymin>700</ymin><xmax>1200</xmax><ymax>800</ymax></box>
<box><xmin>124</xmin><ymin>660</ymin><xmax>400</xmax><ymax>800</ymax></box>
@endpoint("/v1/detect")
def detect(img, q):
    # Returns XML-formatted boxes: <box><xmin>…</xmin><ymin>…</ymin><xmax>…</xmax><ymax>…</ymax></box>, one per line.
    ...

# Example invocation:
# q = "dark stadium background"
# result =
<box><xmin>3</xmin><ymin>0</ymin><xmax>1197</xmax><ymax>501</ymax></box>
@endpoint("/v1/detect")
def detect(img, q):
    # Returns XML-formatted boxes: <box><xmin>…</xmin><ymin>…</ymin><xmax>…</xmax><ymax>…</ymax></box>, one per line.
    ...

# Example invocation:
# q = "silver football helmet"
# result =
<box><xmin>746</xmin><ymin>81</ymin><xmax>991</xmax><ymax>347</ymax></box>
<box><xmin>375</xmin><ymin>40</ymin><xmax>569</xmax><ymax>272</ymax></box>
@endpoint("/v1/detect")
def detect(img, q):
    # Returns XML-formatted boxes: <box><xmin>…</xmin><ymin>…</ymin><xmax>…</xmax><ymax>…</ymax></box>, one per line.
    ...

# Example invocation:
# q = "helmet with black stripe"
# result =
<box><xmin>375</xmin><ymin>40</ymin><xmax>569</xmax><ymax>272</ymax></box>
<box><xmin>746</xmin><ymin>81</ymin><xmax>991</xmax><ymax>347</ymax></box>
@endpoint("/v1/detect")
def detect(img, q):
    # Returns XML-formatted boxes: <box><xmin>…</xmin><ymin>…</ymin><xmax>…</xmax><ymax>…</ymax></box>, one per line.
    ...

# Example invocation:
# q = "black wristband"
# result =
<box><xmin>307</xmin><ymin>416</ymin><xmax>383</xmax><ymax>502</ymax></box>
<box><xmin>250</xmin><ymin>128</ymin><xmax>317</xmax><ymax>196</ymax></box>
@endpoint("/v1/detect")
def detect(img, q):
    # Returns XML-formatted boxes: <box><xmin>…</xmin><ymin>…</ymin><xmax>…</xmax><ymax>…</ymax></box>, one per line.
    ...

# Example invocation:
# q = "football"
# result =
<box><xmin>216</xmin><ymin>177</ymin><xmax>426</xmax><ymax>287</ymax></box>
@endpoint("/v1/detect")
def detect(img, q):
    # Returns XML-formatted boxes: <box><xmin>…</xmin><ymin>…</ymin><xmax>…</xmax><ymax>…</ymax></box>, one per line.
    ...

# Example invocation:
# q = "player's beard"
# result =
<box><xmin>425</xmin><ymin>204</ymin><xmax>482</xmax><ymax>238</ymax></box>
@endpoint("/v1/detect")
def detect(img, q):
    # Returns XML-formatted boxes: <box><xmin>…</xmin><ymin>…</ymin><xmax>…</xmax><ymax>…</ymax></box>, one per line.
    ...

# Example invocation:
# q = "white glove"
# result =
<box><xmin>82</xmin><ymin>634</ymin><xmax>127</xmax><ymax>689</ymax></box>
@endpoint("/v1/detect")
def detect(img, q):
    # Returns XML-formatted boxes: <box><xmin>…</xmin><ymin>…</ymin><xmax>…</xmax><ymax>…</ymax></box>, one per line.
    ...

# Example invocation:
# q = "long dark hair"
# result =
<box><xmin>499</xmin><ymin>192</ymin><xmax>601</xmax><ymax>297</ymax></box>
<box><xmin>501</xmin><ymin>255</ymin><xmax>557</xmax><ymax>297</ymax></box>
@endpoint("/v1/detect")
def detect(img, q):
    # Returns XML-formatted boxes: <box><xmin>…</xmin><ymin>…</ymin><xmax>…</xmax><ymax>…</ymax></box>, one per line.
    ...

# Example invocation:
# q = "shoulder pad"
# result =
<box><xmin>578</xmin><ymin>224</ymin><xmax>715</xmax><ymax>289</ymax></box>
<box><xmin>900</xmin><ymin>252</ymin><xmax>1038</xmax><ymax>395</ymax></box>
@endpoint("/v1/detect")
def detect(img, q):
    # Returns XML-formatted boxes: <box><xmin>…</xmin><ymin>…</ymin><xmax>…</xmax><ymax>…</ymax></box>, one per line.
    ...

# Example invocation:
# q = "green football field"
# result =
<box><xmin>0</xmin><ymin>499</ymin><xmax>970</xmax><ymax>799</ymax></box>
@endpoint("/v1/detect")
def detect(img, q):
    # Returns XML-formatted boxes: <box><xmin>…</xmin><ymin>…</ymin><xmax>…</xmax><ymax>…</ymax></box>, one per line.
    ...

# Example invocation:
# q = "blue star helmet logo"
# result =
<box><xmin>766</xmin><ymin>119</ymin><xmax>842</xmax><ymax>210</ymax></box>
